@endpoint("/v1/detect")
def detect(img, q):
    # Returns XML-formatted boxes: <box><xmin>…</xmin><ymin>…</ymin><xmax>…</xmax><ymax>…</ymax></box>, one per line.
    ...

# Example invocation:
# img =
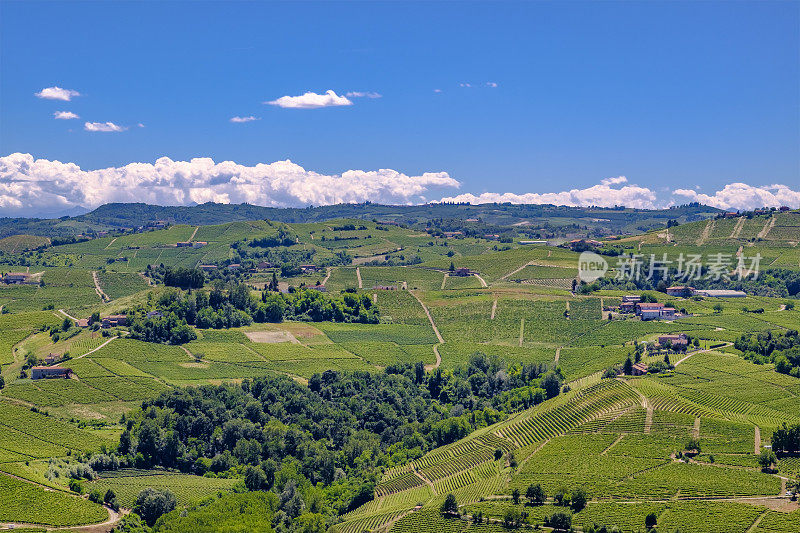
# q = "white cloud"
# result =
<box><xmin>459</xmin><ymin>83</ymin><xmax>472</xmax><ymax>88</ymax></box>
<box><xmin>346</xmin><ymin>91</ymin><xmax>382</xmax><ymax>99</ymax></box>
<box><xmin>0</xmin><ymin>153</ymin><xmax>460</xmax><ymax>215</ymax></box>
<box><xmin>673</xmin><ymin>183</ymin><xmax>800</xmax><ymax>210</ymax></box>
<box><xmin>266</xmin><ymin>90</ymin><xmax>353</xmax><ymax>109</ymax></box>
<box><xmin>84</xmin><ymin>122</ymin><xmax>126</xmax><ymax>132</ymax></box>
<box><xmin>35</xmin><ymin>86</ymin><xmax>81</xmax><ymax>101</ymax></box>
<box><xmin>486</xmin><ymin>82</ymin><xmax>498</xmax><ymax>88</ymax></box>
<box><xmin>53</xmin><ymin>111</ymin><xmax>79</xmax><ymax>120</ymax></box>
<box><xmin>137</xmin><ymin>123</ymin><xmax>145</xmax><ymax>128</ymax></box>
<box><xmin>230</xmin><ymin>116</ymin><xmax>259</xmax><ymax>123</ymax></box>
<box><xmin>439</xmin><ymin>177</ymin><xmax>660</xmax><ymax>209</ymax></box>
<box><xmin>433</xmin><ymin>89</ymin><xmax>442</xmax><ymax>93</ymax></box>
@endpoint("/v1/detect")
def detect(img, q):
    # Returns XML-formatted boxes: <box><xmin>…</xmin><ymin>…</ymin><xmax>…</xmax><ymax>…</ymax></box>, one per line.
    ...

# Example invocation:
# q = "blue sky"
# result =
<box><xmin>1</xmin><ymin>1</ymin><xmax>798</xmax><ymax>215</ymax></box>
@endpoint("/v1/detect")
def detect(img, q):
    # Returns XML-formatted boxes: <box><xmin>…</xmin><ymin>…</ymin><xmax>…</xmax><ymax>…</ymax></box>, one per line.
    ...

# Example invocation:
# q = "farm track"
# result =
<box><xmin>730</xmin><ymin>216</ymin><xmax>745</xmax><ymax>239</ymax></box>
<box><xmin>518</xmin><ymin>318</ymin><xmax>524</xmax><ymax>347</ymax></box>
<box><xmin>673</xmin><ymin>343</ymin><xmax>732</xmax><ymax>368</ymax></box>
<box><xmin>189</xmin><ymin>226</ymin><xmax>199</xmax><ymax>241</ymax></box>
<box><xmin>474</xmin><ymin>273</ymin><xmax>488</xmax><ymax>287</ymax></box>
<box><xmin>321</xmin><ymin>267</ymin><xmax>332</xmax><ymax>286</ymax></box>
<box><xmin>59</xmin><ymin>336</ymin><xmax>118</xmax><ymax>362</ymax></box>
<box><xmin>697</xmin><ymin>219</ymin><xmax>715</xmax><ymax>245</ymax></box>
<box><xmin>0</xmin><ymin>471</ymin><xmax>124</xmax><ymax>532</ymax></box>
<box><xmin>411</xmin><ymin>467</ymin><xmax>436</xmax><ymax>494</ymax></box>
<box><xmin>600</xmin><ymin>434</ymin><xmax>624</xmax><ymax>456</ymax></box>
<box><xmin>754</xmin><ymin>426</ymin><xmax>761</xmax><ymax>455</ymax></box>
<box><xmin>409</xmin><ymin>291</ymin><xmax>444</xmax><ymax>344</ymax></box>
<box><xmin>58</xmin><ymin>309</ymin><xmax>78</xmax><ymax>321</ymax></box>
<box><xmin>500</xmin><ymin>261</ymin><xmax>534</xmax><ymax>280</ymax></box>
<box><xmin>757</xmin><ymin>216</ymin><xmax>775</xmax><ymax>239</ymax></box>
<box><xmin>91</xmin><ymin>271</ymin><xmax>109</xmax><ymax>302</ymax></box>
<box><xmin>356</xmin><ymin>267</ymin><xmax>363</xmax><ymax>289</ymax></box>
<box><xmin>441</xmin><ymin>273</ymin><xmax>448</xmax><ymax>290</ymax></box>
<box><xmin>745</xmin><ymin>510</ymin><xmax>769</xmax><ymax>533</ymax></box>
<box><xmin>490</xmin><ymin>298</ymin><xmax>497</xmax><ymax>319</ymax></box>
<box><xmin>693</xmin><ymin>417</ymin><xmax>701</xmax><ymax>439</ymax></box>
<box><xmin>103</xmin><ymin>238</ymin><xmax>117</xmax><ymax>250</ymax></box>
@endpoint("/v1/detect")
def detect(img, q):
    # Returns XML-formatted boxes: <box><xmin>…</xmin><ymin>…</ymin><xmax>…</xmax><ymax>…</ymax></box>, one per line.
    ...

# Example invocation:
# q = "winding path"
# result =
<box><xmin>321</xmin><ymin>267</ymin><xmax>332</xmax><ymax>286</ymax></box>
<box><xmin>59</xmin><ymin>336</ymin><xmax>118</xmax><ymax>362</ymax></box>
<box><xmin>473</xmin><ymin>273</ymin><xmax>488</xmax><ymax>287</ymax></box>
<box><xmin>91</xmin><ymin>271</ymin><xmax>109</xmax><ymax>302</ymax></box>
<box><xmin>409</xmin><ymin>290</ymin><xmax>444</xmax><ymax>371</ymax></box>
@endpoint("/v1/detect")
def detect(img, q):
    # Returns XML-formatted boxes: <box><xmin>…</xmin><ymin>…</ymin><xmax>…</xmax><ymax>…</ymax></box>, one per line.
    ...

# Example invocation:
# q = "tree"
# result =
<box><xmin>134</xmin><ymin>488</ymin><xmax>177</xmax><ymax>526</ymax></box>
<box><xmin>0</xmin><ymin>374</ymin><xmax>4</xmax><ymax>390</ymax></box>
<box><xmin>512</xmin><ymin>487</ymin><xmax>521</xmax><ymax>505</ymax></box>
<box><xmin>441</xmin><ymin>493</ymin><xmax>459</xmax><ymax>516</ymax></box>
<box><xmin>526</xmin><ymin>483</ymin><xmax>545</xmax><ymax>505</ymax></box>
<box><xmin>758</xmin><ymin>449</ymin><xmax>777</xmax><ymax>471</ymax></box>
<box><xmin>623</xmin><ymin>356</ymin><xmax>633</xmax><ymax>375</ymax></box>
<box><xmin>547</xmin><ymin>511</ymin><xmax>572</xmax><ymax>531</ymax></box>
<box><xmin>507</xmin><ymin>451</ymin><xmax>518</xmax><ymax>469</ymax></box>
<box><xmin>503</xmin><ymin>506</ymin><xmax>522</xmax><ymax>528</ymax></box>
<box><xmin>449</xmin><ymin>261</ymin><xmax>455</xmax><ymax>272</ymax></box>
<box><xmin>570</xmin><ymin>488</ymin><xmax>587</xmax><ymax>511</ymax></box>
<box><xmin>269</xmin><ymin>272</ymin><xmax>279</xmax><ymax>292</ymax></box>
<box><xmin>62</xmin><ymin>317</ymin><xmax>73</xmax><ymax>331</ymax></box>
<box><xmin>244</xmin><ymin>465</ymin><xmax>267</xmax><ymax>490</ymax></box>
<box><xmin>713</xmin><ymin>303</ymin><xmax>723</xmax><ymax>314</ymax></box>
<box><xmin>645</xmin><ymin>512</ymin><xmax>658</xmax><ymax>529</ymax></box>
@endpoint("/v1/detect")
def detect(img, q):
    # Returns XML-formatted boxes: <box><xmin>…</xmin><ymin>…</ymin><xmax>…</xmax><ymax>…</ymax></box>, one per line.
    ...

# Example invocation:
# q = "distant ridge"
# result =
<box><xmin>0</xmin><ymin>201</ymin><xmax>721</xmax><ymax>240</ymax></box>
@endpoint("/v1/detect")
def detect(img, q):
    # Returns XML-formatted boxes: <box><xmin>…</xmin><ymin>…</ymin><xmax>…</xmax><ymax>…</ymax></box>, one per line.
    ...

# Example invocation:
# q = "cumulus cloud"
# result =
<box><xmin>440</xmin><ymin>177</ymin><xmax>800</xmax><ymax>210</ymax></box>
<box><xmin>84</xmin><ymin>122</ymin><xmax>126</xmax><ymax>132</ymax></box>
<box><xmin>230</xmin><ymin>115</ymin><xmax>259</xmax><ymax>123</ymax></box>
<box><xmin>440</xmin><ymin>176</ymin><xmax>660</xmax><ymax>209</ymax></box>
<box><xmin>346</xmin><ymin>91</ymin><xmax>382</xmax><ymax>99</ymax></box>
<box><xmin>0</xmin><ymin>153</ymin><xmax>460</xmax><ymax>216</ymax></box>
<box><xmin>53</xmin><ymin>111</ymin><xmax>79</xmax><ymax>120</ymax></box>
<box><xmin>673</xmin><ymin>183</ymin><xmax>800</xmax><ymax>210</ymax></box>
<box><xmin>266</xmin><ymin>90</ymin><xmax>353</xmax><ymax>109</ymax></box>
<box><xmin>35</xmin><ymin>86</ymin><xmax>81</xmax><ymax>101</ymax></box>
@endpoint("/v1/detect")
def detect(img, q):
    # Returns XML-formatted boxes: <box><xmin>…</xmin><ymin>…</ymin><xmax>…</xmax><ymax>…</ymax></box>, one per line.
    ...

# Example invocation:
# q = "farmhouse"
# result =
<box><xmin>257</xmin><ymin>261</ymin><xmax>273</xmax><ymax>270</ymax></box>
<box><xmin>693</xmin><ymin>289</ymin><xmax>747</xmax><ymax>298</ymax></box>
<box><xmin>76</xmin><ymin>318</ymin><xmax>89</xmax><ymax>328</ymax></box>
<box><xmin>659</xmin><ymin>334</ymin><xmax>689</xmax><ymax>348</ymax></box>
<box><xmin>621</xmin><ymin>295</ymin><xmax>641</xmax><ymax>303</ymax></box>
<box><xmin>442</xmin><ymin>231</ymin><xmax>463</xmax><ymax>238</ymax></box>
<box><xmin>306</xmin><ymin>284</ymin><xmax>327</xmax><ymax>292</ymax></box>
<box><xmin>636</xmin><ymin>303</ymin><xmax>675</xmax><ymax>320</ymax></box>
<box><xmin>31</xmin><ymin>366</ymin><xmax>72</xmax><ymax>380</ymax></box>
<box><xmin>2</xmin><ymin>272</ymin><xmax>31</xmax><ymax>284</ymax></box>
<box><xmin>102</xmin><ymin>314</ymin><xmax>127</xmax><ymax>328</ymax></box>
<box><xmin>666</xmin><ymin>286</ymin><xmax>694</xmax><ymax>297</ymax></box>
<box><xmin>619</xmin><ymin>302</ymin><xmax>636</xmax><ymax>313</ymax></box>
<box><xmin>227</xmin><ymin>263</ymin><xmax>241</xmax><ymax>270</ymax></box>
<box><xmin>631</xmin><ymin>362</ymin><xmax>649</xmax><ymax>376</ymax></box>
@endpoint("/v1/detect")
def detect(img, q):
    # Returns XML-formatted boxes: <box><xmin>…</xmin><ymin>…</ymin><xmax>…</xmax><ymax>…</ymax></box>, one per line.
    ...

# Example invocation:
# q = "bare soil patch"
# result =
<box><xmin>245</xmin><ymin>330</ymin><xmax>299</xmax><ymax>344</ymax></box>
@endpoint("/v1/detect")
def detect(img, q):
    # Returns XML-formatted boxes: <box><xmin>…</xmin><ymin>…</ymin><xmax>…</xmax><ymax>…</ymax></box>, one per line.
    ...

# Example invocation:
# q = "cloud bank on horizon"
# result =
<box><xmin>1</xmin><ymin>153</ymin><xmax>798</xmax><ymax>216</ymax></box>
